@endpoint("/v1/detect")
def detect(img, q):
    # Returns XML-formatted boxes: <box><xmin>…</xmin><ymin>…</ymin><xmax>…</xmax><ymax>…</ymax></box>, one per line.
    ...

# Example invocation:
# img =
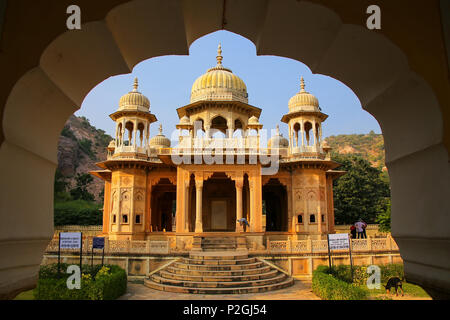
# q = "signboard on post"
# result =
<box><xmin>60</xmin><ymin>232</ymin><xmax>82</xmax><ymax>249</ymax></box>
<box><xmin>58</xmin><ymin>232</ymin><xmax>83</xmax><ymax>275</ymax></box>
<box><xmin>328</xmin><ymin>233</ymin><xmax>350</xmax><ymax>250</ymax></box>
<box><xmin>92</xmin><ymin>237</ymin><xmax>105</xmax><ymax>267</ymax></box>
<box><xmin>327</xmin><ymin>233</ymin><xmax>354</xmax><ymax>281</ymax></box>
<box><xmin>93</xmin><ymin>237</ymin><xmax>105</xmax><ymax>249</ymax></box>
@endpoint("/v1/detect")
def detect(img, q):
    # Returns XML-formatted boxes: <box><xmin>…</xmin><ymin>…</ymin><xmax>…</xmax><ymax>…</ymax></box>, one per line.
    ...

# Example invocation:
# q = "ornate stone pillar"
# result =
<box><xmin>176</xmin><ymin>168</ymin><xmax>188</xmax><ymax>233</ymax></box>
<box><xmin>317</xmin><ymin>199</ymin><xmax>322</xmax><ymax>234</ymax></box>
<box><xmin>235</xmin><ymin>175</ymin><xmax>244</xmax><ymax>232</ymax></box>
<box><xmin>300</xmin><ymin>121</ymin><xmax>305</xmax><ymax>147</ymax></box>
<box><xmin>133</xmin><ymin>120</ymin><xmax>137</xmax><ymax>146</ymax></box>
<box><xmin>249</xmin><ymin>172</ymin><xmax>263</xmax><ymax>232</ymax></box>
<box><xmin>312</xmin><ymin>120</ymin><xmax>317</xmax><ymax>146</ymax></box>
<box><xmin>286</xmin><ymin>183</ymin><xmax>293</xmax><ymax>233</ymax></box>
<box><xmin>145</xmin><ymin>177</ymin><xmax>152</xmax><ymax>233</ymax></box>
<box><xmin>294</xmin><ymin>124</ymin><xmax>298</xmax><ymax>147</ymax></box>
<box><xmin>195</xmin><ymin>176</ymin><xmax>203</xmax><ymax>233</ymax></box>
<box><xmin>249</xmin><ymin>179</ymin><xmax>254</xmax><ymax>231</ymax></box>
<box><xmin>184</xmin><ymin>180</ymin><xmax>190</xmax><ymax>232</ymax></box>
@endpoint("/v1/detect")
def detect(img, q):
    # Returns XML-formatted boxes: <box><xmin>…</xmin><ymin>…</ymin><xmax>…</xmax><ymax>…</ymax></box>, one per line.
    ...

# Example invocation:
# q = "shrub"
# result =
<box><xmin>328</xmin><ymin>264</ymin><xmax>404</xmax><ymax>286</ymax></box>
<box><xmin>312</xmin><ymin>266</ymin><xmax>368</xmax><ymax>300</ymax></box>
<box><xmin>54</xmin><ymin>200</ymin><xmax>102</xmax><ymax>226</ymax></box>
<box><xmin>34</xmin><ymin>264</ymin><xmax>127</xmax><ymax>300</ymax></box>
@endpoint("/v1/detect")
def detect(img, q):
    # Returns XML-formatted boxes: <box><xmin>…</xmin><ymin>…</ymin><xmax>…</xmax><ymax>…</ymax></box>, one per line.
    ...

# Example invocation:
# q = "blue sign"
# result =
<box><xmin>93</xmin><ymin>237</ymin><xmax>105</xmax><ymax>249</ymax></box>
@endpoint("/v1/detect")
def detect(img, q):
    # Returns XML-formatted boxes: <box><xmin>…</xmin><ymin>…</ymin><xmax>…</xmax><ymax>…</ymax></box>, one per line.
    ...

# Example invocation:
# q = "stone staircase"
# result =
<box><xmin>200</xmin><ymin>236</ymin><xmax>237</xmax><ymax>251</ymax></box>
<box><xmin>144</xmin><ymin>236</ymin><xmax>295</xmax><ymax>294</ymax></box>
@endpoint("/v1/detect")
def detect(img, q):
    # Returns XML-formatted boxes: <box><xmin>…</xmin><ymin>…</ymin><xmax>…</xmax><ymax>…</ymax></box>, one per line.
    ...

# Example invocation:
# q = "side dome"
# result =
<box><xmin>118</xmin><ymin>78</ymin><xmax>150</xmax><ymax>112</ymax></box>
<box><xmin>150</xmin><ymin>125</ymin><xmax>171</xmax><ymax>148</ymax></box>
<box><xmin>268</xmin><ymin>125</ymin><xmax>289</xmax><ymax>148</ymax></box>
<box><xmin>288</xmin><ymin>77</ymin><xmax>319</xmax><ymax>112</ymax></box>
<box><xmin>107</xmin><ymin>139</ymin><xmax>116</xmax><ymax>149</ymax></box>
<box><xmin>190</xmin><ymin>44</ymin><xmax>248</xmax><ymax>104</ymax></box>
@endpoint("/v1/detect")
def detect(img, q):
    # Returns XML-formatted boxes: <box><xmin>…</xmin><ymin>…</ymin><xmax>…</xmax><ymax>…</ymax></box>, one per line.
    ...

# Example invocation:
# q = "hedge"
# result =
<box><xmin>312</xmin><ymin>266</ymin><xmax>369</xmax><ymax>300</ymax></box>
<box><xmin>328</xmin><ymin>264</ymin><xmax>404</xmax><ymax>286</ymax></box>
<box><xmin>54</xmin><ymin>200</ymin><xmax>102</xmax><ymax>226</ymax></box>
<box><xmin>34</xmin><ymin>263</ymin><xmax>127</xmax><ymax>300</ymax></box>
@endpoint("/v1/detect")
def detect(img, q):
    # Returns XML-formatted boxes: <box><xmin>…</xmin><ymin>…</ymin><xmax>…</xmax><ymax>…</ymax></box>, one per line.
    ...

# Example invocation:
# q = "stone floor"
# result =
<box><xmin>119</xmin><ymin>279</ymin><xmax>320</xmax><ymax>300</ymax></box>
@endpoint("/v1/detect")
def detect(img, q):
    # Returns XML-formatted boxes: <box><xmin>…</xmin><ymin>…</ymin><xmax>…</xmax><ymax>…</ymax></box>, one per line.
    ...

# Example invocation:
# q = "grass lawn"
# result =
<box><xmin>13</xmin><ymin>289</ymin><xmax>34</xmax><ymax>300</ymax></box>
<box><xmin>362</xmin><ymin>282</ymin><xmax>431</xmax><ymax>300</ymax></box>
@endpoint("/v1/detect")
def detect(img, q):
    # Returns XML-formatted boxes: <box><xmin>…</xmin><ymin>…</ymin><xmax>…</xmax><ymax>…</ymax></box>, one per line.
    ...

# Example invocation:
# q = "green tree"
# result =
<box><xmin>377</xmin><ymin>199</ymin><xmax>391</xmax><ymax>232</ymax></box>
<box><xmin>70</xmin><ymin>173</ymin><xmax>95</xmax><ymax>201</ymax></box>
<box><xmin>54</xmin><ymin>169</ymin><xmax>72</xmax><ymax>202</ymax></box>
<box><xmin>332</xmin><ymin>154</ymin><xmax>390</xmax><ymax>224</ymax></box>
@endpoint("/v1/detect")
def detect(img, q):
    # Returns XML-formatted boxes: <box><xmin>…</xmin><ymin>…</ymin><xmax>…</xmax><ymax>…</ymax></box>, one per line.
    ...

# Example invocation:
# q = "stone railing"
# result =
<box><xmin>45</xmin><ymin>239</ymin><xmax>169</xmax><ymax>255</ymax></box>
<box><xmin>45</xmin><ymin>236</ymin><xmax>399</xmax><ymax>255</ymax></box>
<box><xmin>267</xmin><ymin>236</ymin><xmax>399</xmax><ymax>253</ymax></box>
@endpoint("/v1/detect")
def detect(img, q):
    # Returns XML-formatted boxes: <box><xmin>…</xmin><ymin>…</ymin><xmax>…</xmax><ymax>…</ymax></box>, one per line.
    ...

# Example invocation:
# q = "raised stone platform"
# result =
<box><xmin>144</xmin><ymin>236</ymin><xmax>294</xmax><ymax>294</ymax></box>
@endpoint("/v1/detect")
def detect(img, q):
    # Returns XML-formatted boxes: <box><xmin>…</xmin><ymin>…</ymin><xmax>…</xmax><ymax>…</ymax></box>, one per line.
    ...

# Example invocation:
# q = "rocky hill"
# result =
<box><xmin>57</xmin><ymin>115</ymin><xmax>112</xmax><ymax>202</ymax></box>
<box><xmin>324</xmin><ymin>131</ymin><xmax>386</xmax><ymax>170</ymax></box>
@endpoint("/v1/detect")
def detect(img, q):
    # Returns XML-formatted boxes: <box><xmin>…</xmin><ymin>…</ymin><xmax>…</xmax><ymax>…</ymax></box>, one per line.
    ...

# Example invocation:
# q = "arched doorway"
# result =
<box><xmin>0</xmin><ymin>0</ymin><xmax>449</xmax><ymax>298</ymax></box>
<box><xmin>150</xmin><ymin>178</ymin><xmax>176</xmax><ymax>232</ymax></box>
<box><xmin>263</xmin><ymin>179</ymin><xmax>288</xmax><ymax>232</ymax></box>
<box><xmin>188</xmin><ymin>172</ymin><xmax>237</xmax><ymax>232</ymax></box>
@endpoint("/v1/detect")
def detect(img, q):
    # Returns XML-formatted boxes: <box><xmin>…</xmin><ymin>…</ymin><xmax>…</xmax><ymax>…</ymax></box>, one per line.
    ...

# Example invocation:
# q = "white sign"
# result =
<box><xmin>328</xmin><ymin>233</ymin><xmax>350</xmax><ymax>250</ymax></box>
<box><xmin>60</xmin><ymin>232</ymin><xmax>82</xmax><ymax>249</ymax></box>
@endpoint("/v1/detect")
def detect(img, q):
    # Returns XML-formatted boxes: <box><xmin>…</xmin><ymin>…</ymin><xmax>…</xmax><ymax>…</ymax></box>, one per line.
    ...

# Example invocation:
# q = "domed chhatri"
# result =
<box><xmin>268</xmin><ymin>125</ymin><xmax>289</xmax><ymax>148</ymax></box>
<box><xmin>190</xmin><ymin>44</ymin><xmax>248</xmax><ymax>104</ymax></box>
<box><xmin>288</xmin><ymin>77</ymin><xmax>319</xmax><ymax>113</ymax></box>
<box><xmin>118</xmin><ymin>77</ymin><xmax>150</xmax><ymax>112</ymax></box>
<box><xmin>150</xmin><ymin>124</ymin><xmax>171</xmax><ymax>148</ymax></box>
<box><xmin>92</xmin><ymin>54</ymin><xmax>343</xmax><ymax>257</ymax></box>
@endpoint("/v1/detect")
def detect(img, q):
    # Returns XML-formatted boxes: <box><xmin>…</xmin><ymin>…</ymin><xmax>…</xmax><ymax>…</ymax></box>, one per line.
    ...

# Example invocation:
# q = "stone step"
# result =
<box><xmin>159</xmin><ymin>269</ymin><xmax>279</xmax><ymax>282</ymax></box>
<box><xmin>201</xmin><ymin>238</ymin><xmax>236</xmax><ymax>243</ymax></box>
<box><xmin>144</xmin><ymin>277</ymin><xmax>295</xmax><ymax>294</ymax></box>
<box><xmin>202</xmin><ymin>248</ymin><xmax>238</xmax><ymax>252</ymax></box>
<box><xmin>201</xmin><ymin>242</ymin><xmax>236</xmax><ymax>246</ymax></box>
<box><xmin>182</xmin><ymin>257</ymin><xmax>256</xmax><ymax>265</ymax></box>
<box><xmin>189</xmin><ymin>251</ymin><xmax>248</xmax><ymax>260</ymax></box>
<box><xmin>150</xmin><ymin>273</ymin><xmax>287</xmax><ymax>289</ymax></box>
<box><xmin>167</xmin><ymin>265</ymin><xmax>271</xmax><ymax>276</ymax></box>
<box><xmin>173</xmin><ymin>261</ymin><xmax>264</xmax><ymax>271</ymax></box>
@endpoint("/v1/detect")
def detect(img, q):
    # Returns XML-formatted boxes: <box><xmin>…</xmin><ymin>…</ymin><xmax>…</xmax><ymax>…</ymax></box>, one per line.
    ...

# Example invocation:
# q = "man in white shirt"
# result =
<box><xmin>354</xmin><ymin>219</ymin><xmax>367</xmax><ymax>239</ymax></box>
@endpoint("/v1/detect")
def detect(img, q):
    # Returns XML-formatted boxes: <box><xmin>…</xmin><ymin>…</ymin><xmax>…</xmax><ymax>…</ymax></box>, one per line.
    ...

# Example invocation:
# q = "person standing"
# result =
<box><xmin>354</xmin><ymin>219</ymin><xmax>367</xmax><ymax>239</ymax></box>
<box><xmin>350</xmin><ymin>225</ymin><xmax>357</xmax><ymax>239</ymax></box>
<box><xmin>362</xmin><ymin>220</ymin><xmax>368</xmax><ymax>239</ymax></box>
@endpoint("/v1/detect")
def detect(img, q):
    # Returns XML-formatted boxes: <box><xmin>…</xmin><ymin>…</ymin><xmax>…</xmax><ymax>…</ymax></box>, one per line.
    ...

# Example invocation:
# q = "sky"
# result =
<box><xmin>76</xmin><ymin>30</ymin><xmax>381</xmax><ymax>140</ymax></box>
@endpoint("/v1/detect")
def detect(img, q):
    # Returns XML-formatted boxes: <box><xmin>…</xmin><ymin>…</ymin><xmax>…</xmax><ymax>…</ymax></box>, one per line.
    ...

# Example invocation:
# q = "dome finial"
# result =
<box><xmin>133</xmin><ymin>77</ymin><xmax>139</xmax><ymax>91</ymax></box>
<box><xmin>276</xmin><ymin>124</ymin><xmax>280</xmax><ymax>134</ymax></box>
<box><xmin>216</xmin><ymin>43</ymin><xmax>223</xmax><ymax>66</ymax></box>
<box><xmin>300</xmin><ymin>76</ymin><xmax>306</xmax><ymax>92</ymax></box>
<box><xmin>159</xmin><ymin>124</ymin><xmax>163</xmax><ymax>135</ymax></box>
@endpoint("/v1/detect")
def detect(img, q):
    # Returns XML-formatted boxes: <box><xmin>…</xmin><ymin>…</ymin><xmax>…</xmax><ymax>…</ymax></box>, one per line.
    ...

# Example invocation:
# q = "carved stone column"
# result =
<box><xmin>184</xmin><ymin>180</ymin><xmax>190</xmax><ymax>232</ymax></box>
<box><xmin>235</xmin><ymin>176</ymin><xmax>244</xmax><ymax>232</ymax></box>
<box><xmin>300</xmin><ymin>121</ymin><xmax>305</xmax><ymax>147</ymax></box>
<box><xmin>195</xmin><ymin>178</ymin><xmax>203</xmax><ymax>233</ymax></box>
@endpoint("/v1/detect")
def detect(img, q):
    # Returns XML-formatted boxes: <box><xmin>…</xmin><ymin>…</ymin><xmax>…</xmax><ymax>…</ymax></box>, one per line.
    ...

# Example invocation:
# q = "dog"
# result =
<box><xmin>384</xmin><ymin>277</ymin><xmax>404</xmax><ymax>296</ymax></box>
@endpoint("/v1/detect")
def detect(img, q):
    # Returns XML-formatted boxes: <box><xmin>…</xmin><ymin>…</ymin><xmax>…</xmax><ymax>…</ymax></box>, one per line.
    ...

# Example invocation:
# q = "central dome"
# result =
<box><xmin>190</xmin><ymin>44</ymin><xmax>248</xmax><ymax>104</ymax></box>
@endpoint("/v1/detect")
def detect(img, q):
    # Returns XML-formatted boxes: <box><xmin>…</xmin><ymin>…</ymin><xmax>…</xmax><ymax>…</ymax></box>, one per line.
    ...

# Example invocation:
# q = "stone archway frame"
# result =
<box><xmin>1</xmin><ymin>0</ymin><xmax>449</xmax><ymax>298</ymax></box>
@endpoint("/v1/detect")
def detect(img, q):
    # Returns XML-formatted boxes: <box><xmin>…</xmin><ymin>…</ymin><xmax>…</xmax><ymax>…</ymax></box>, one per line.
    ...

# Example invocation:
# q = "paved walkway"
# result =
<box><xmin>119</xmin><ymin>280</ymin><xmax>320</xmax><ymax>300</ymax></box>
